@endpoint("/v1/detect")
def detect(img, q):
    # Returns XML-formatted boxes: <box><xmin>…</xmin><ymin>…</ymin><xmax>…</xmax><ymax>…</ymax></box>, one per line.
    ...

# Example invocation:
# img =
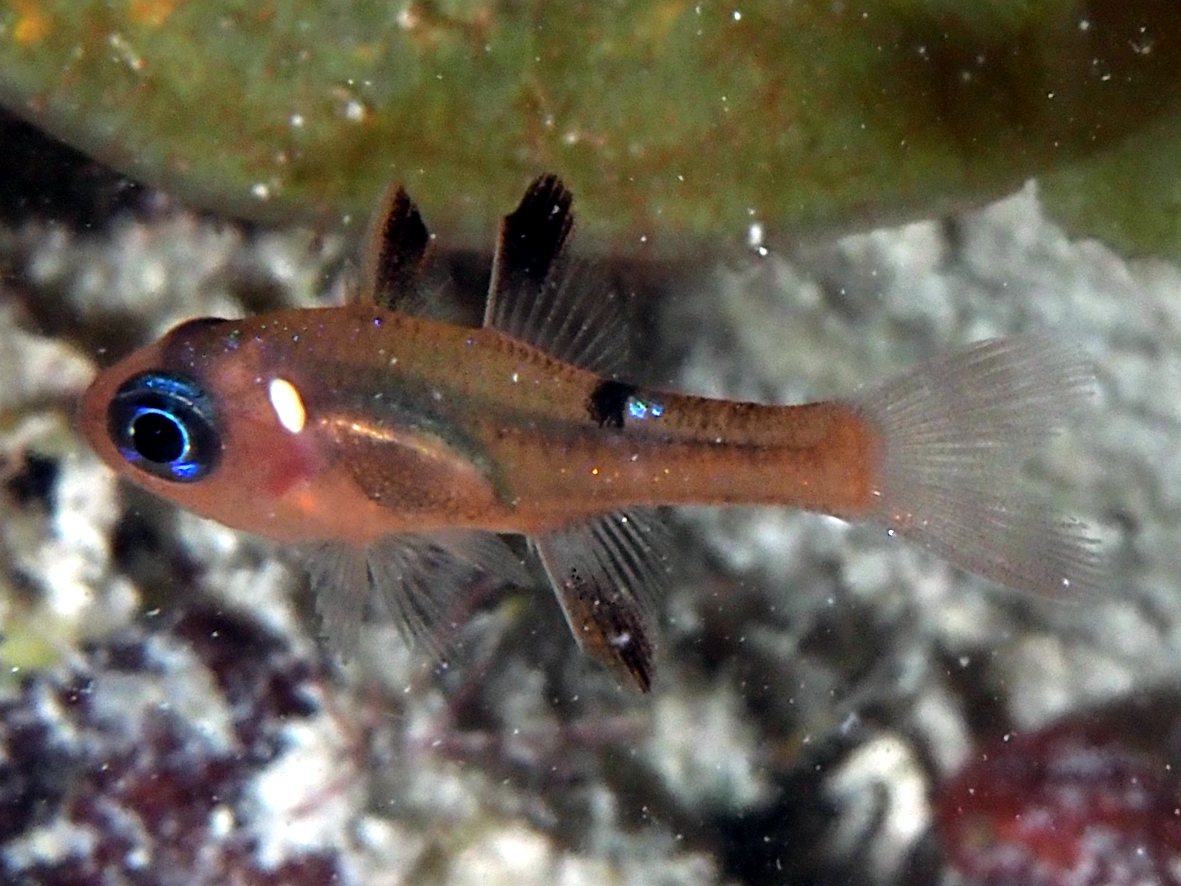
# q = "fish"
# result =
<box><xmin>79</xmin><ymin>174</ymin><xmax>1103</xmax><ymax>691</ymax></box>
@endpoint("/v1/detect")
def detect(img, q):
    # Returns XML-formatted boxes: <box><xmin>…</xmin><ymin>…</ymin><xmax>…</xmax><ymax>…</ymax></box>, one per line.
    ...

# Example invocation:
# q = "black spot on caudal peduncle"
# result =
<box><xmin>587</xmin><ymin>379</ymin><xmax>638</xmax><ymax>429</ymax></box>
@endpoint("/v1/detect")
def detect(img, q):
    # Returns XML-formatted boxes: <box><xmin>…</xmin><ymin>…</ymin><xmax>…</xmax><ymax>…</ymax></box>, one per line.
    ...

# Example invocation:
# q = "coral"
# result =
<box><xmin>0</xmin><ymin>607</ymin><xmax>356</xmax><ymax>886</ymax></box>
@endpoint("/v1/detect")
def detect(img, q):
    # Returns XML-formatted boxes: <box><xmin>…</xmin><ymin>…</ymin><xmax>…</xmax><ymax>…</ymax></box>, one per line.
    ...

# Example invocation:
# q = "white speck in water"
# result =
<box><xmin>747</xmin><ymin>222</ymin><xmax>764</xmax><ymax>249</ymax></box>
<box><xmin>209</xmin><ymin>806</ymin><xmax>235</xmax><ymax>838</ymax></box>
<box><xmin>289</xmin><ymin>113</ymin><xmax>305</xmax><ymax>128</ymax></box>
<box><xmin>252</xmin><ymin>183</ymin><xmax>271</xmax><ymax>201</ymax></box>
<box><xmin>397</xmin><ymin>6</ymin><xmax>420</xmax><ymax>29</ymax></box>
<box><xmin>108</xmin><ymin>33</ymin><xmax>145</xmax><ymax>72</ymax></box>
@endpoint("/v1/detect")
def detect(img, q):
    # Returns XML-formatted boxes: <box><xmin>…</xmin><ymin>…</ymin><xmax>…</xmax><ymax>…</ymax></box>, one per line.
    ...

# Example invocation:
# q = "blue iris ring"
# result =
<box><xmin>107</xmin><ymin>372</ymin><xmax>221</xmax><ymax>483</ymax></box>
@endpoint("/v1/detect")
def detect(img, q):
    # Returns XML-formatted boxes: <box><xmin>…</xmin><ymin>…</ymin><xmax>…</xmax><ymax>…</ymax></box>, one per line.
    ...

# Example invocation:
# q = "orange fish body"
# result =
<box><xmin>81</xmin><ymin>304</ymin><xmax>878</xmax><ymax>542</ymax></box>
<box><xmin>79</xmin><ymin>175</ymin><xmax>1101</xmax><ymax>690</ymax></box>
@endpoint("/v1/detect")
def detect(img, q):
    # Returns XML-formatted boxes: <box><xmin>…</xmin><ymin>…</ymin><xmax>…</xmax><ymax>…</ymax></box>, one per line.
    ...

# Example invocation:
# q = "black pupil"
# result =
<box><xmin>131</xmin><ymin>411</ymin><xmax>185</xmax><ymax>463</ymax></box>
<box><xmin>110</xmin><ymin>371</ymin><xmax>220</xmax><ymax>484</ymax></box>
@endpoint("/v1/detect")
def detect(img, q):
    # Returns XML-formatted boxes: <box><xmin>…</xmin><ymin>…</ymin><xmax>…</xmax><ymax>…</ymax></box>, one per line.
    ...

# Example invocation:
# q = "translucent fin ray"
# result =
<box><xmin>484</xmin><ymin>175</ymin><xmax>631</xmax><ymax>376</ymax></box>
<box><xmin>303</xmin><ymin>542</ymin><xmax>368</xmax><ymax>655</ymax></box>
<box><xmin>852</xmin><ymin>335</ymin><xmax>1104</xmax><ymax>597</ymax></box>
<box><xmin>303</xmin><ymin>530</ymin><xmax>527</xmax><ymax>660</ymax></box>
<box><xmin>534</xmin><ymin>509</ymin><xmax>671</xmax><ymax>691</ymax></box>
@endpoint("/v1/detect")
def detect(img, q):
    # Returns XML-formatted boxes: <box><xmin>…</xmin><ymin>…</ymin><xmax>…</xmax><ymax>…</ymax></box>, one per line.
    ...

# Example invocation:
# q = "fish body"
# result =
<box><xmin>79</xmin><ymin>175</ymin><xmax>1102</xmax><ymax>690</ymax></box>
<box><xmin>81</xmin><ymin>304</ymin><xmax>877</xmax><ymax>541</ymax></box>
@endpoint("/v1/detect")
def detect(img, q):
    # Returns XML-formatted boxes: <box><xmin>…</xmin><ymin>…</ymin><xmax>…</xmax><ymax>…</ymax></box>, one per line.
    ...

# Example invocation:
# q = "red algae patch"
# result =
<box><xmin>937</xmin><ymin>696</ymin><xmax>1181</xmax><ymax>886</ymax></box>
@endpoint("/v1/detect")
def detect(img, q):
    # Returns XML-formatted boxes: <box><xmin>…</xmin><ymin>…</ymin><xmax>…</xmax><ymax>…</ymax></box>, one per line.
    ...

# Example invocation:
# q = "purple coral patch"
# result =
<box><xmin>0</xmin><ymin>607</ymin><xmax>352</xmax><ymax>885</ymax></box>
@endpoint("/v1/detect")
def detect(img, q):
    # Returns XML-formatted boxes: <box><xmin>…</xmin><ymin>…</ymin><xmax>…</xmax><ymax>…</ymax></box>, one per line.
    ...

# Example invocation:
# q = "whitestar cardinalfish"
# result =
<box><xmin>79</xmin><ymin>175</ymin><xmax>1102</xmax><ymax>690</ymax></box>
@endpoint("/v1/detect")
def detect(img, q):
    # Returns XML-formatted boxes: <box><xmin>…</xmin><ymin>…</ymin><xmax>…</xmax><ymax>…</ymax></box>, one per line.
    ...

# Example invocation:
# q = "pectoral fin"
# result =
<box><xmin>303</xmin><ymin>542</ymin><xmax>368</xmax><ymax>654</ymax></box>
<box><xmin>303</xmin><ymin>530</ymin><xmax>528</xmax><ymax>661</ymax></box>
<box><xmin>534</xmin><ymin>509</ymin><xmax>670</xmax><ymax>691</ymax></box>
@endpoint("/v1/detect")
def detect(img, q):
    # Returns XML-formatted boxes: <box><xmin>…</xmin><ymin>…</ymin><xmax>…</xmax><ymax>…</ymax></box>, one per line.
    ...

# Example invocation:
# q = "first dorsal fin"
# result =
<box><xmin>359</xmin><ymin>180</ymin><xmax>433</xmax><ymax>312</ymax></box>
<box><xmin>483</xmin><ymin>175</ymin><xmax>632</xmax><ymax>377</ymax></box>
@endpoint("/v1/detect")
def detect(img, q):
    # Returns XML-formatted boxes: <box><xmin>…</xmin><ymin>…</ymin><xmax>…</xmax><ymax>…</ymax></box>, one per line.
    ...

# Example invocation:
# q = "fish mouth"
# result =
<box><xmin>77</xmin><ymin>370</ymin><xmax>114</xmax><ymax>461</ymax></box>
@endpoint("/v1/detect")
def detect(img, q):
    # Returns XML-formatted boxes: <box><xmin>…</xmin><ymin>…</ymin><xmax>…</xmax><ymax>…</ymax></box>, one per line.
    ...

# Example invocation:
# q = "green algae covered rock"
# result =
<box><xmin>0</xmin><ymin>0</ymin><xmax>1178</xmax><ymax>256</ymax></box>
<box><xmin>1041</xmin><ymin>114</ymin><xmax>1181</xmax><ymax>259</ymax></box>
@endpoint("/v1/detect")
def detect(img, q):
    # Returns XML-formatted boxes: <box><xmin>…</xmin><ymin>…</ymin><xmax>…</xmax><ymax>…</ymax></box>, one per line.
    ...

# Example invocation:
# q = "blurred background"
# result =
<box><xmin>0</xmin><ymin>3</ymin><xmax>1178</xmax><ymax>885</ymax></box>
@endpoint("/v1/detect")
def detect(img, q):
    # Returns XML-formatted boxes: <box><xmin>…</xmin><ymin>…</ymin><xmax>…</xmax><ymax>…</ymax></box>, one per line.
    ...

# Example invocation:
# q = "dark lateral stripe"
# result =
<box><xmin>587</xmin><ymin>379</ymin><xmax>638</xmax><ymax>429</ymax></box>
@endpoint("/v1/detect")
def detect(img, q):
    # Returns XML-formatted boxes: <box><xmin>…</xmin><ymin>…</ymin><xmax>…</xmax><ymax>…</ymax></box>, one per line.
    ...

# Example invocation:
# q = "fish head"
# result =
<box><xmin>80</xmin><ymin>315</ymin><xmax>344</xmax><ymax>542</ymax></box>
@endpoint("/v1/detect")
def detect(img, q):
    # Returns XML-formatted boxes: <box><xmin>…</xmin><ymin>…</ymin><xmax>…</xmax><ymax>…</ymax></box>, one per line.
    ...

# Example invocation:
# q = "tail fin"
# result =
<box><xmin>852</xmin><ymin>336</ymin><xmax>1104</xmax><ymax>597</ymax></box>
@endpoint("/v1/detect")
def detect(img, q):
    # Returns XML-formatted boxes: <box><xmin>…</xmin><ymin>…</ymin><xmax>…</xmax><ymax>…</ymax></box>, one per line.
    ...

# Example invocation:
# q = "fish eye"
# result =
<box><xmin>107</xmin><ymin>372</ymin><xmax>221</xmax><ymax>482</ymax></box>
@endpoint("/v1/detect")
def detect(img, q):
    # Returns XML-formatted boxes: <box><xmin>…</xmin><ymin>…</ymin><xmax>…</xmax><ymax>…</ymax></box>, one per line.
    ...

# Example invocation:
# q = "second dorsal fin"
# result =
<box><xmin>484</xmin><ymin>174</ymin><xmax>573</xmax><ymax>323</ymax></box>
<box><xmin>483</xmin><ymin>175</ymin><xmax>631</xmax><ymax>377</ymax></box>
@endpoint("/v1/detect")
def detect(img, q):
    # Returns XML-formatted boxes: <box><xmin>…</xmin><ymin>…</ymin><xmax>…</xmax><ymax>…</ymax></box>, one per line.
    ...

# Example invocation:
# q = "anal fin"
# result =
<box><xmin>534</xmin><ymin>509</ymin><xmax>670</xmax><ymax>691</ymax></box>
